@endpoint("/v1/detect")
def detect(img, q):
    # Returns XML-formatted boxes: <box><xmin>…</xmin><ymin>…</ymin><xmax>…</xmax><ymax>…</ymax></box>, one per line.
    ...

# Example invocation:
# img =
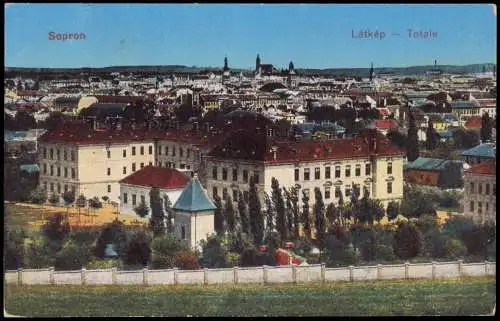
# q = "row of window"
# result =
<box><xmin>212</xmin><ymin>167</ymin><xmax>259</xmax><ymax>183</ymax></box>
<box><xmin>211</xmin><ymin>182</ymin><xmax>393</xmax><ymax>201</ymax></box>
<box><xmin>122</xmin><ymin>193</ymin><xmax>146</xmax><ymax>206</ymax></box>
<box><xmin>469</xmin><ymin>200</ymin><xmax>496</xmax><ymax>214</ymax></box>
<box><xmin>469</xmin><ymin>182</ymin><xmax>496</xmax><ymax>195</ymax></box>
<box><xmin>116</xmin><ymin>145</ymin><xmax>153</xmax><ymax>158</ymax></box>
<box><xmin>42</xmin><ymin>164</ymin><xmax>76</xmax><ymax>179</ymax></box>
<box><xmin>157</xmin><ymin>145</ymin><xmax>192</xmax><ymax>159</ymax></box>
<box><xmin>43</xmin><ymin>182</ymin><xmax>74</xmax><ymax>194</ymax></box>
<box><xmin>42</xmin><ymin>148</ymin><xmax>75</xmax><ymax>162</ymax></box>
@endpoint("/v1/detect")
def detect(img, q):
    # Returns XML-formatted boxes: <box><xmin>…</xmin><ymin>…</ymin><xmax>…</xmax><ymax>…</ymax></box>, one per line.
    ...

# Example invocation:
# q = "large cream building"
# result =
<box><xmin>205</xmin><ymin>129</ymin><xmax>405</xmax><ymax>210</ymax></box>
<box><xmin>462</xmin><ymin>160</ymin><xmax>496</xmax><ymax>224</ymax></box>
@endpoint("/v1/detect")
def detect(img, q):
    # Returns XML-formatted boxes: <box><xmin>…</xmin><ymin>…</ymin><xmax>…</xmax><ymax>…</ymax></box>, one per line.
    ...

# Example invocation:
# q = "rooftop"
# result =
<box><xmin>173</xmin><ymin>175</ymin><xmax>217</xmax><ymax>212</ymax></box>
<box><xmin>119</xmin><ymin>166</ymin><xmax>189</xmax><ymax>190</ymax></box>
<box><xmin>464</xmin><ymin>160</ymin><xmax>496</xmax><ymax>175</ymax></box>
<box><xmin>461</xmin><ymin>143</ymin><xmax>496</xmax><ymax>158</ymax></box>
<box><xmin>406</xmin><ymin>157</ymin><xmax>460</xmax><ymax>171</ymax></box>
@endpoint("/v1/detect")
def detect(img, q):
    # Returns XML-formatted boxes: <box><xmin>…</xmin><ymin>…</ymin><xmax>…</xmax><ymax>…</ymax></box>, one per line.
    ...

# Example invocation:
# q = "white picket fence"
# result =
<box><xmin>4</xmin><ymin>260</ymin><xmax>496</xmax><ymax>286</ymax></box>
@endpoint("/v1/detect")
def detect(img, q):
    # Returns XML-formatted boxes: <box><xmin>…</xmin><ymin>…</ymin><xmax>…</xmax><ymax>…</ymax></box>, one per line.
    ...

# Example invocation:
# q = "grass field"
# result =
<box><xmin>4</xmin><ymin>277</ymin><xmax>496</xmax><ymax>316</ymax></box>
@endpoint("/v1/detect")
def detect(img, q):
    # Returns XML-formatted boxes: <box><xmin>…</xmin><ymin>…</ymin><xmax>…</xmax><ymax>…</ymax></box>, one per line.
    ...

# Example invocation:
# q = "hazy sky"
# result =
<box><xmin>4</xmin><ymin>4</ymin><xmax>497</xmax><ymax>69</ymax></box>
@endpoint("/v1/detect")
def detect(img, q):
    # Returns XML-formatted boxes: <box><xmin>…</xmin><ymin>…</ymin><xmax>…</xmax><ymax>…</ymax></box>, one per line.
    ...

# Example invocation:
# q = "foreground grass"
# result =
<box><xmin>4</xmin><ymin>277</ymin><xmax>495</xmax><ymax>316</ymax></box>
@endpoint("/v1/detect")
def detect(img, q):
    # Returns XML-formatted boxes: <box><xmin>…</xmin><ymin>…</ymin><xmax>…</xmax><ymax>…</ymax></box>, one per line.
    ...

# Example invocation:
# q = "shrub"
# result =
<box><xmin>86</xmin><ymin>258</ymin><xmax>123</xmax><ymax>270</ymax></box>
<box><xmin>49</xmin><ymin>193</ymin><xmax>60</xmax><ymax>206</ymax></box>
<box><xmin>150</xmin><ymin>233</ymin><xmax>186</xmax><ymax>269</ymax></box>
<box><xmin>42</xmin><ymin>213</ymin><xmax>70</xmax><ymax>244</ymax></box>
<box><xmin>415</xmin><ymin>215</ymin><xmax>439</xmax><ymax>235</ymax></box>
<box><xmin>123</xmin><ymin>230</ymin><xmax>152</xmax><ymax>267</ymax></box>
<box><xmin>23</xmin><ymin>236</ymin><xmax>58</xmax><ymax>269</ymax></box>
<box><xmin>55</xmin><ymin>240</ymin><xmax>92</xmax><ymax>271</ymax></box>
<box><xmin>28</xmin><ymin>187</ymin><xmax>47</xmax><ymax>205</ymax></box>
<box><xmin>173</xmin><ymin>251</ymin><xmax>201</xmax><ymax>270</ymax></box>
<box><xmin>76</xmin><ymin>195</ymin><xmax>86</xmax><ymax>208</ymax></box>
<box><xmin>69</xmin><ymin>230</ymin><xmax>100</xmax><ymax>247</ymax></box>
<box><xmin>5</xmin><ymin>227</ymin><xmax>26</xmax><ymax>270</ymax></box>
<box><xmin>200</xmin><ymin>234</ymin><xmax>228</xmax><ymax>268</ymax></box>
<box><xmin>294</xmin><ymin>237</ymin><xmax>313</xmax><ymax>257</ymax></box>
<box><xmin>62</xmin><ymin>191</ymin><xmax>75</xmax><ymax>206</ymax></box>
<box><xmin>89</xmin><ymin>197</ymin><xmax>103</xmax><ymax>209</ymax></box>
<box><xmin>239</xmin><ymin>248</ymin><xmax>258</xmax><ymax>267</ymax></box>
<box><xmin>226</xmin><ymin>252</ymin><xmax>240</xmax><ymax>267</ymax></box>
<box><xmin>444</xmin><ymin>238</ymin><xmax>467</xmax><ymax>260</ymax></box>
<box><xmin>375</xmin><ymin>244</ymin><xmax>396</xmax><ymax>262</ymax></box>
<box><xmin>393</xmin><ymin>222</ymin><xmax>424</xmax><ymax>260</ymax></box>
<box><xmin>93</xmin><ymin>220</ymin><xmax>130</xmax><ymax>259</ymax></box>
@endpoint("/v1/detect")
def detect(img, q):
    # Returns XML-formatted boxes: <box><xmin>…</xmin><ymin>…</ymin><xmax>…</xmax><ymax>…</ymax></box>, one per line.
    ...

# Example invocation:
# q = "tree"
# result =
<box><xmin>426</xmin><ymin>119</ymin><xmax>438</xmax><ymax>150</ymax></box>
<box><xmin>76</xmin><ymin>194</ymin><xmax>86</xmax><ymax>208</ymax></box>
<box><xmin>271</xmin><ymin>178</ymin><xmax>287</xmax><ymax>241</ymax></box>
<box><xmin>14</xmin><ymin>111</ymin><xmax>36</xmax><ymax>130</ymax></box>
<box><xmin>264</xmin><ymin>192</ymin><xmax>275</xmax><ymax>236</ymax></box>
<box><xmin>407</xmin><ymin>110</ymin><xmax>420</xmax><ymax>162</ymax></box>
<box><xmin>123</xmin><ymin>230</ymin><xmax>152</xmax><ymax>267</ymax></box>
<box><xmin>237</xmin><ymin>191</ymin><xmax>250</xmax><ymax>236</ymax></box>
<box><xmin>480</xmin><ymin>112</ymin><xmax>492</xmax><ymax>142</ymax></box>
<box><xmin>149</xmin><ymin>186</ymin><xmax>165</xmax><ymax>236</ymax></box>
<box><xmin>173</xmin><ymin>251</ymin><xmax>201</xmax><ymax>270</ymax></box>
<box><xmin>102</xmin><ymin>196</ymin><xmax>109</xmax><ymax>203</ymax></box>
<box><xmin>386</xmin><ymin>201</ymin><xmax>400</xmax><ymax>222</ymax></box>
<box><xmin>224</xmin><ymin>195</ymin><xmax>236</xmax><ymax>233</ymax></box>
<box><xmin>62</xmin><ymin>190</ymin><xmax>75</xmax><ymax>213</ymax></box>
<box><xmin>213</xmin><ymin>195</ymin><xmax>225</xmax><ymax>236</ymax></box>
<box><xmin>163</xmin><ymin>194</ymin><xmax>174</xmax><ymax>234</ymax></box>
<box><xmin>400</xmin><ymin>184</ymin><xmax>437</xmax><ymax>218</ymax></box>
<box><xmin>4</xmin><ymin>226</ymin><xmax>26</xmax><ymax>269</ymax></box>
<box><xmin>89</xmin><ymin>196</ymin><xmax>103</xmax><ymax>210</ymax></box>
<box><xmin>93</xmin><ymin>219</ymin><xmax>130</xmax><ymax>259</ymax></box>
<box><xmin>28</xmin><ymin>187</ymin><xmax>47</xmax><ymax>205</ymax></box>
<box><xmin>23</xmin><ymin>236</ymin><xmax>58</xmax><ymax>269</ymax></box>
<box><xmin>290</xmin><ymin>187</ymin><xmax>301</xmax><ymax>238</ymax></box>
<box><xmin>55</xmin><ymin>240</ymin><xmax>92</xmax><ymax>271</ymax></box>
<box><xmin>283</xmin><ymin>188</ymin><xmax>294</xmax><ymax>239</ymax></box>
<box><xmin>313</xmin><ymin>187</ymin><xmax>326</xmax><ymax>251</ymax></box>
<box><xmin>301</xmin><ymin>190</ymin><xmax>311</xmax><ymax>240</ymax></box>
<box><xmin>42</xmin><ymin>213</ymin><xmax>70</xmax><ymax>244</ymax></box>
<box><xmin>150</xmin><ymin>233</ymin><xmax>186</xmax><ymax>269</ymax></box>
<box><xmin>392</xmin><ymin>222</ymin><xmax>424</xmax><ymax>259</ymax></box>
<box><xmin>326</xmin><ymin>202</ymin><xmax>338</xmax><ymax>228</ymax></box>
<box><xmin>249</xmin><ymin>176</ymin><xmax>264</xmax><ymax>245</ymax></box>
<box><xmin>134</xmin><ymin>198</ymin><xmax>150</xmax><ymax>218</ymax></box>
<box><xmin>49</xmin><ymin>193</ymin><xmax>60</xmax><ymax>206</ymax></box>
<box><xmin>200</xmin><ymin>234</ymin><xmax>228</xmax><ymax>268</ymax></box>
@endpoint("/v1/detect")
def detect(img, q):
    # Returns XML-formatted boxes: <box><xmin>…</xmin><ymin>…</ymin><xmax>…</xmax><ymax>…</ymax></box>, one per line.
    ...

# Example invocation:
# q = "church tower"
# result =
<box><xmin>287</xmin><ymin>60</ymin><xmax>296</xmax><ymax>88</ymax></box>
<box><xmin>369</xmin><ymin>62</ymin><xmax>374</xmax><ymax>82</ymax></box>
<box><xmin>222</xmin><ymin>56</ymin><xmax>230</xmax><ymax>84</ymax></box>
<box><xmin>256</xmin><ymin>54</ymin><xmax>261</xmax><ymax>72</ymax></box>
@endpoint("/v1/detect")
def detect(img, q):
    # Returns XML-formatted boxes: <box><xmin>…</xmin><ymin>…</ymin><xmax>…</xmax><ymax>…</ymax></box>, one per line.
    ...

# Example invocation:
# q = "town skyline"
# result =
<box><xmin>5</xmin><ymin>4</ymin><xmax>496</xmax><ymax>69</ymax></box>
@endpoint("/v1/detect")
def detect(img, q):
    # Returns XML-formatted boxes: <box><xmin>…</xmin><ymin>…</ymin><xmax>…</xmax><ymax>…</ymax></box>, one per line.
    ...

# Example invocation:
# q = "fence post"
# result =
<box><xmin>81</xmin><ymin>268</ymin><xmax>86</xmax><ymax>285</ymax></box>
<box><xmin>377</xmin><ymin>264</ymin><xmax>382</xmax><ymax>280</ymax></box>
<box><xmin>484</xmin><ymin>260</ymin><xmax>488</xmax><ymax>276</ymax></box>
<box><xmin>173</xmin><ymin>268</ymin><xmax>178</xmax><ymax>285</ymax></box>
<box><xmin>49</xmin><ymin>267</ymin><xmax>55</xmax><ymax>284</ymax></box>
<box><xmin>111</xmin><ymin>267</ymin><xmax>117</xmax><ymax>285</ymax></box>
<box><xmin>349</xmin><ymin>266</ymin><xmax>354</xmax><ymax>282</ymax></box>
<box><xmin>233</xmin><ymin>267</ymin><xmax>239</xmax><ymax>285</ymax></box>
<box><xmin>263</xmin><ymin>266</ymin><xmax>268</xmax><ymax>284</ymax></box>
<box><xmin>321</xmin><ymin>263</ymin><xmax>326</xmax><ymax>283</ymax></box>
<box><xmin>404</xmin><ymin>262</ymin><xmax>409</xmax><ymax>280</ymax></box>
<box><xmin>432</xmin><ymin>261</ymin><xmax>436</xmax><ymax>280</ymax></box>
<box><xmin>457</xmin><ymin>260</ymin><xmax>463</xmax><ymax>277</ymax></box>
<box><xmin>292</xmin><ymin>265</ymin><xmax>297</xmax><ymax>284</ymax></box>
<box><xmin>204</xmin><ymin>268</ymin><xmax>208</xmax><ymax>285</ymax></box>
<box><xmin>17</xmin><ymin>268</ymin><xmax>23</xmax><ymax>286</ymax></box>
<box><xmin>143</xmin><ymin>267</ymin><xmax>149</xmax><ymax>286</ymax></box>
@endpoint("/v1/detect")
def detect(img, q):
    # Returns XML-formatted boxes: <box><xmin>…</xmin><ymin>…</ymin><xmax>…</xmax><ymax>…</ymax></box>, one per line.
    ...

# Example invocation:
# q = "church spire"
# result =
<box><xmin>256</xmin><ymin>54</ymin><xmax>261</xmax><ymax>72</ymax></box>
<box><xmin>224</xmin><ymin>56</ymin><xmax>229</xmax><ymax>71</ymax></box>
<box><xmin>369</xmin><ymin>62</ymin><xmax>374</xmax><ymax>81</ymax></box>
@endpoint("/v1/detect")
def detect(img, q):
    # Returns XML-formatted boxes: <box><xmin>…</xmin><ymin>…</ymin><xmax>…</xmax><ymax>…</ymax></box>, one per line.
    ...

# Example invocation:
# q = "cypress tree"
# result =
<box><xmin>271</xmin><ymin>178</ymin><xmax>287</xmax><ymax>241</ymax></box>
<box><xmin>426</xmin><ymin>119</ymin><xmax>438</xmax><ymax>150</ymax></box>
<box><xmin>480</xmin><ymin>112</ymin><xmax>492</xmax><ymax>142</ymax></box>
<box><xmin>163</xmin><ymin>194</ymin><xmax>174</xmax><ymax>234</ymax></box>
<box><xmin>291</xmin><ymin>187</ymin><xmax>301</xmax><ymax>238</ymax></box>
<box><xmin>407</xmin><ymin>110</ymin><xmax>420</xmax><ymax>162</ymax></box>
<box><xmin>237</xmin><ymin>191</ymin><xmax>250</xmax><ymax>236</ymax></box>
<box><xmin>213</xmin><ymin>195</ymin><xmax>225</xmax><ymax>236</ymax></box>
<box><xmin>302</xmin><ymin>190</ymin><xmax>311</xmax><ymax>240</ymax></box>
<box><xmin>264</xmin><ymin>192</ymin><xmax>275</xmax><ymax>235</ymax></box>
<box><xmin>149</xmin><ymin>186</ymin><xmax>165</xmax><ymax>237</ymax></box>
<box><xmin>283</xmin><ymin>187</ymin><xmax>294</xmax><ymax>239</ymax></box>
<box><xmin>313</xmin><ymin>187</ymin><xmax>326</xmax><ymax>250</ymax></box>
<box><xmin>249</xmin><ymin>176</ymin><xmax>264</xmax><ymax>245</ymax></box>
<box><xmin>224</xmin><ymin>195</ymin><xmax>236</xmax><ymax>233</ymax></box>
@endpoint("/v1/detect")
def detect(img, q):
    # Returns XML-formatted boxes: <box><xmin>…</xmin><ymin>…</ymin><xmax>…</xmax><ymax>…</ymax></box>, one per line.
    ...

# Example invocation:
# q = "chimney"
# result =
<box><xmin>271</xmin><ymin>146</ymin><xmax>278</xmax><ymax>161</ymax></box>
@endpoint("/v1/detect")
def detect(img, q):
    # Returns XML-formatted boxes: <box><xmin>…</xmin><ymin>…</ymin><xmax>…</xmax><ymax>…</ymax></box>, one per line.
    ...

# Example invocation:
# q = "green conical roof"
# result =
<box><xmin>173</xmin><ymin>175</ymin><xmax>217</xmax><ymax>212</ymax></box>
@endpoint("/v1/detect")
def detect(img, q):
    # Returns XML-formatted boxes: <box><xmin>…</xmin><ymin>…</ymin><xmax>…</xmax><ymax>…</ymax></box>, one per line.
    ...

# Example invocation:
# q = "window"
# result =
<box><xmin>43</xmin><ymin>148</ymin><xmax>47</xmax><ymax>159</ymax></box>
<box><xmin>43</xmin><ymin>182</ymin><xmax>47</xmax><ymax>191</ymax></box>
<box><xmin>325</xmin><ymin>189</ymin><xmax>331</xmax><ymax>199</ymax></box>
<box><xmin>43</xmin><ymin>164</ymin><xmax>47</xmax><ymax>175</ymax></box>
<box><xmin>56</xmin><ymin>149</ymin><xmax>60</xmax><ymax>160</ymax></box>
<box><xmin>304</xmin><ymin>168</ymin><xmax>310</xmax><ymax>181</ymax></box>
<box><xmin>345</xmin><ymin>165</ymin><xmax>351</xmax><ymax>178</ymax></box>
<box><xmin>335</xmin><ymin>166</ymin><xmax>341</xmax><ymax>178</ymax></box>
<box><xmin>107</xmin><ymin>185</ymin><xmax>111</xmax><ymax>193</ymax></box>
<box><xmin>149</xmin><ymin>145</ymin><xmax>153</xmax><ymax>155</ymax></box>
<box><xmin>213</xmin><ymin>187</ymin><xmax>218</xmax><ymax>198</ymax></box>
<box><xmin>486</xmin><ymin>202</ymin><xmax>489</xmax><ymax>212</ymax></box>
<box><xmin>486</xmin><ymin>183</ymin><xmax>490</xmax><ymax>195</ymax></box>
<box><xmin>107</xmin><ymin>168</ymin><xmax>111</xmax><ymax>176</ymax></box>
<box><xmin>140</xmin><ymin>163</ymin><xmax>144</xmax><ymax>169</ymax></box>
<box><xmin>123</xmin><ymin>193</ymin><xmax>128</xmax><ymax>204</ymax></box>
<box><xmin>64</xmin><ymin>185</ymin><xmax>68</xmax><ymax>192</ymax></box>
<box><xmin>57</xmin><ymin>167</ymin><xmax>61</xmax><ymax>177</ymax></box>
<box><xmin>212</xmin><ymin>167</ymin><xmax>218</xmax><ymax>180</ymax></box>
<box><xmin>232</xmin><ymin>189</ymin><xmax>238</xmax><ymax>200</ymax></box>
<box><xmin>123</xmin><ymin>166</ymin><xmax>127</xmax><ymax>174</ymax></box>
<box><xmin>64</xmin><ymin>167</ymin><xmax>68</xmax><ymax>178</ymax></box>
<box><xmin>180</xmin><ymin>164</ymin><xmax>186</xmax><ymax>169</ymax></box>
<box><xmin>123</xmin><ymin>150</ymin><xmax>127</xmax><ymax>158</ymax></box>
<box><xmin>140</xmin><ymin>146</ymin><xmax>144</xmax><ymax>155</ymax></box>
<box><xmin>63</xmin><ymin>150</ymin><xmax>67</xmax><ymax>161</ymax></box>
<box><xmin>315</xmin><ymin>168</ymin><xmax>321</xmax><ymax>180</ymax></box>
<box><xmin>365</xmin><ymin>163</ymin><xmax>371</xmax><ymax>176</ymax></box>
<box><xmin>387</xmin><ymin>162</ymin><xmax>393</xmax><ymax>175</ymax></box>
<box><xmin>470</xmin><ymin>182</ymin><xmax>475</xmax><ymax>193</ymax></box>
<box><xmin>478</xmin><ymin>183</ymin><xmax>483</xmax><ymax>194</ymax></box>
<box><xmin>387</xmin><ymin>181</ymin><xmax>393</xmax><ymax>194</ymax></box>
<box><xmin>140</xmin><ymin>195</ymin><xmax>145</xmax><ymax>204</ymax></box>
<box><xmin>158</xmin><ymin>146</ymin><xmax>162</xmax><ymax>155</ymax></box>
<box><xmin>166</xmin><ymin>146</ymin><xmax>169</xmax><ymax>155</ymax></box>
<box><xmin>71</xmin><ymin>168</ymin><xmax>75</xmax><ymax>179</ymax></box>
<box><xmin>244</xmin><ymin>191</ymin><xmax>249</xmax><ymax>202</ymax></box>
<box><xmin>355</xmin><ymin>165</ymin><xmax>361</xmax><ymax>177</ymax></box>
<box><xmin>243</xmin><ymin>170</ymin><xmax>249</xmax><ymax>183</ymax></box>
<box><xmin>107</xmin><ymin>150</ymin><xmax>111</xmax><ymax>159</ymax></box>
<box><xmin>180</xmin><ymin>148</ymin><xmax>183</xmax><ymax>157</ymax></box>
<box><xmin>181</xmin><ymin>225</ymin><xmax>186</xmax><ymax>240</ymax></box>
<box><xmin>71</xmin><ymin>151</ymin><xmax>75</xmax><ymax>161</ymax></box>
<box><xmin>232</xmin><ymin>169</ymin><xmax>238</xmax><ymax>181</ymax></box>
<box><xmin>50</xmin><ymin>183</ymin><xmax>54</xmax><ymax>192</ymax></box>
<box><xmin>50</xmin><ymin>165</ymin><xmax>54</xmax><ymax>176</ymax></box>
<box><xmin>132</xmin><ymin>163</ymin><xmax>136</xmax><ymax>172</ymax></box>
<box><xmin>223</xmin><ymin>188</ymin><xmax>228</xmax><ymax>199</ymax></box>
<box><xmin>325</xmin><ymin>166</ymin><xmax>331</xmax><ymax>179</ymax></box>
<box><xmin>57</xmin><ymin>184</ymin><xmax>61</xmax><ymax>194</ymax></box>
<box><xmin>295</xmin><ymin>169</ymin><xmax>300</xmax><ymax>181</ymax></box>
<box><xmin>493</xmin><ymin>184</ymin><xmax>496</xmax><ymax>194</ymax></box>
<box><xmin>222</xmin><ymin>168</ymin><xmax>228</xmax><ymax>180</ymax></box>
<box><xmin>132</xmin><ymin>194</ymin><xmax>137</xmax><ymax>206</ymax></box>
<box><xmin>132</xmin><ymin>147</ymin><xmax>136</xmax><ymax>156</ymax></box>
<box><xmin>345</xmin><ymin>186</ymin><xmax>351</xmax><ymax>197</ymax></box>
<box><xmin>335</xmin><ymin>187</ymin><xmax>341</xmax><ymax>198</ymax></box>
<box><xmin>172</xmin><ymin>147</ymin><xmax>176</xmax><ymax>157</ymax></box>
<box><xmin>478</xmin><ymin>202</ymin><xmax>483</xmax><ymax>214</ymax></box>
<box><xmin>254</xmin><ymin>171</ymin><xmax>260</xmax><ymax>183</ymax></box>
<box><xmin>50</xmin><ymin>148</ymin><xmax>54</xmax><ymax>159</ymax></box>
<box><xmin>158</xmin><ymin>161</ymin><xmax>162</xmax><ymax>167</ymax></box>
<box><xmin>149</xmin><ymin>161</ymin><xmax>153</xmax><ymax>166</ymax></box>
<box><xmin>187</xmin><ymin>149</ymin><xmax>190</xmax><ymax>158</ymax></box>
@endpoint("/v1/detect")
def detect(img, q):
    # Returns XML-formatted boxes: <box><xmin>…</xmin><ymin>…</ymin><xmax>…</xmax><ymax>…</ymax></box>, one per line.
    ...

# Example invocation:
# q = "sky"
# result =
<box><xmin>4</xmin><ymin>4</ymin><xmax>497</xmax><ymax>69</ymax></box>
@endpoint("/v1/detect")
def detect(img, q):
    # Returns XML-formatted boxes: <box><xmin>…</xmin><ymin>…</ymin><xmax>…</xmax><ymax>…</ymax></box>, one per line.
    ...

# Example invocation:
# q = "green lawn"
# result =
<box><xmin>4</xmin><ymin>277</ymin><xmax>496</xmax><ymax>316</ymax></box>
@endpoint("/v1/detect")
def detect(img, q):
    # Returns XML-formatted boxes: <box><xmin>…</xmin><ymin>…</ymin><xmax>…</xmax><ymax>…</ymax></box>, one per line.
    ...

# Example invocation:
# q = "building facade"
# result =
<box><xmin>462</xmin><ymin>161</ymin><xmax>496</xmax><ymax>224</ymax></box>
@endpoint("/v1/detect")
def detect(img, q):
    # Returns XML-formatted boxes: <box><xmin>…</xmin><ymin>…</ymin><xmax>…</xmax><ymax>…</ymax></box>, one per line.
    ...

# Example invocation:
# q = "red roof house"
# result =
<box><xmin>464</xmin><ymin>116</ymin><xmax>482</xmax><ymax>130</ymax></box>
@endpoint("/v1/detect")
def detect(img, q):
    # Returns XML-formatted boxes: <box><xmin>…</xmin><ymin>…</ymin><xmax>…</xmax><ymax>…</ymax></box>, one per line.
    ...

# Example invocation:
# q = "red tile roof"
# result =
<box><xmin>476</xmin><ymin>99</ymin><xmax>496</xmax><ymax>107</ymax></box>
<box><xmin>94</xmin><ymin>95</ymin><xmax>145</xmax><ymax>104</ymax></box>
<box><xmin>465</xmin><ymin>160</ymin><xmax>496</xmax><ymax>175</ymax></box>
<box><xmin>120</xmin><ymin>166</ymin><xmax>189</xmax><ymax>190</ymax></box>
<box><xmin>16</xmin><ymin>91</ymin><xmax>39</xmax><ymax>97</ymax></box>
<box><xmin>464</xmin><ymin>116</ymin><xmax>482</xmax><ymax>129</ymax></box>
<box><xmin>373</xmin><ymin>119</ymin><xmax>399</xmax><ymax>130</ymax></box>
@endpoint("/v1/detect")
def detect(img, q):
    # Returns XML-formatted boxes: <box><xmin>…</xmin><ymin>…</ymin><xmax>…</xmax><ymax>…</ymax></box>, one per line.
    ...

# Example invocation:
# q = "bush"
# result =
<box><xmin>76</xmin><ymin>195</ymin><xmax>86</xmax><ymax>208</ymax></box>
<box><xmin>69</xmin><ymin>230</ymin><xmax>100</xmax><ymax>247</ymax></box>
<box><xmin>23</xmin><ymin>236</ymin><xmax>58</xmax><ymax>269</ymax></box>
<box><xmin>42</xmin><ymin>213</ymin><xmax>70</xmax><ymax>244</ymax></box>
<box><xmin>200</xmin><ymin>235</ymin><xmax>228</xmax><ymax>268</ymax></box>
<box><xmin>123</xmin><ymin>230</ymin><xmax>152</xmax><ymax>267</ymax></box>
<box><xmin>375</xmin><ymin>244</ymin><xmax>396</xmax><ymax>262</ymax></box>
<box><xmin>444</xmin><ymin>238</ymin><xmax>467</xmax><ymax>260</ymax></box>
<box><xmin>294</xmin><ymin>237</ymin><xmax>313</xmax><ymax>257</ymax></box>
<box><xmin>393</xmin><ymin>222</ymin><xmax>424</xmax><ymax>260</ymax></box>
<box><xmin>150</xmin><ymin>233</ymin><xmax>186</xmax><ymax>269</ymax></box>
<box><xmin>226</xmin><ymin>252</ymin><xmax>240</xmax><ymax>267</ymax></box>
<box><xmin>89</xmin><ymin>197</ymin><xmax>103</xmax><ymax>209</ymax></box>
<box><xmin>55</xmin><ymin>240</ymin><xmax>92</xmax><ymax>271</ymax></box>
<box><xmin>28</xmin><ymin>187</ymin><xmax>47</xmax><ymax>205</ymax></box>
<box><xmin>239</xmin><ymin>248</ymin><xmax>258</xmax><ymax>267</ymax></box>
<box><xmin>415</xmin><ymin>215</ymin><xmax>439</xmax><ymax>235</ymax></box>
<box><xmin>93</xmin><ymin>220</ymin><xmax>130</xmax><ymax>259</ymax></box>
<box><xmin>86</xmin><ymin>258</ymin><xmax>123</xmax><ymax>270</ymax></box>
<box><xmin>5</xmin><ymin>227</ymin><xmax>26</xmax><ymax>270</ymax></box>
<box><xmin>49</xmin><ymin>193</ymin><xmax>60</xmax><ymax>206</ymax></box>
<box><xmin>173</xmin><ymin>251</ymin><xmax>201</xmax><ymax>270</ymax></box>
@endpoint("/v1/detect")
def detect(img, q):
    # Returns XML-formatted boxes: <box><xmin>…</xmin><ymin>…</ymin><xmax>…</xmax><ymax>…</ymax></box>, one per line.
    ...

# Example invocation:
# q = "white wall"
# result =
<box><xmin>119</xmin><ymin>184</ymin><xmax>183</xmax><ymax>217</ymax></box>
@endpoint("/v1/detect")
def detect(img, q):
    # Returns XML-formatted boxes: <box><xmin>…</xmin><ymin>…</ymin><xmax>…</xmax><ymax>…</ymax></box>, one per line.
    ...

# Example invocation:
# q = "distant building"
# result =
<box><xmin>460</xmin><ymin>143</ymin><xmax>496</xmax><ymax>166</ymax></box>
<box><xmin>462</xmin><ymin>160</ymin><xmax>496</xmax><ymax>224</ymax></box>
<box><xmin>404</xmin><ymin>157</ymin><xmax>464</xmax><ymax>189</ymax></box>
